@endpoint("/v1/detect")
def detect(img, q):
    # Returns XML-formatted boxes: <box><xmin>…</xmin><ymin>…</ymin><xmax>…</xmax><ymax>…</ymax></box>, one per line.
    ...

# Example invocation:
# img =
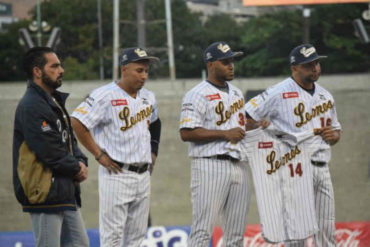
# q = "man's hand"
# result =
<box><xmin>149</xmin><ymin>153</ymin><xmax>157</xmax><ymax>174</ymax></box>
<box><xmin>257</xmin><ymin>120</ymin><xmax>270</xmax><ymax>129</ymax></box>
<box><xmin>246</xmin><ymin>118</ymin><xmax>269</xmax><ymax>130</ymax></box>
<box><xmin>225</xmin><ymin>127</ymin><xmax>245</xmax><ymax>143</ymax></box>
<box><xmin>317</xmin><ymin>126</ymin><xmax>340</xmax><ymax>145</ymax></box>
<box><xmin>74</xmin><ymin>162</ymin><xmax>88</xmax><ymax>183</ymax></box>
<box><xmin>97</xmin><ymin>153</ymin><xmax>122</xmax><ymax>174</ymax></box>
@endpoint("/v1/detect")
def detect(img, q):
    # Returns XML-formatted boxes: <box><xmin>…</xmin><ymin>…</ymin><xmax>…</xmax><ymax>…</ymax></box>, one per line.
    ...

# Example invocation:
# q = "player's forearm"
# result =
<box><xmin>71</xmin><ymin>118</ymin><xmax>102</xmax><ymax>157</ymax></box>
<box><xmin>180</xmin><ymin>128</ymin><xmax>227</xmax><ymax>142</ymax></box>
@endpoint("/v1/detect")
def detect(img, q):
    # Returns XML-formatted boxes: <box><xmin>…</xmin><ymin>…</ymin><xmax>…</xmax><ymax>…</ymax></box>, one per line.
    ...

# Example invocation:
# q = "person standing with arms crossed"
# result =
<box><xmin>13</xmin><ymin>47</ymin><xmax>89</xmax><ymax>247</ymax></box>
<box><xmin>245</xmin><ymin>43</ymin><xmax>341</xmax><ymax>247</ymax></box>
<box><xmin>71</xmin><ymin>47</ymin><xmax>161</xmax><ymax>247</ymax></box>
<box><xmin>179</xmin><ymin>41</ymin><xmax>250</xmax><ymax>247</ymax></box>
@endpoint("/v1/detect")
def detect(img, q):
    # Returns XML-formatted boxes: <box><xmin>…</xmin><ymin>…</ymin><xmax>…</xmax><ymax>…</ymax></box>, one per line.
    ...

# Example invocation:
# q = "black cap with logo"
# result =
<box><xmin>120</xmin><ymin>47</ymin><xmax>160</xmax><ymax>66</ymax></box>
<box><xmin>204</xmin><ymin>41</ymin><xmax>243</xmax><ymax>63</ymax></box>
<box><xmin>289</xmin><ymin>43</ymin><xmax>327</xmax><ymax>65</ymax></box>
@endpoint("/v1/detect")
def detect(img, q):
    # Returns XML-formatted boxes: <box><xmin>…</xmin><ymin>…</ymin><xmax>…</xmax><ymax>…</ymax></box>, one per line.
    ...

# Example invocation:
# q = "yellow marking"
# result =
<box><xmin>74</xmin><ymin>107</ymin><xmax>88</xmax><ymax>115</ymax></box>
<box><xmin>248</xmin><ymin>99</ymin><xmax>258</xmax><ymax>107</ymax></box>
<box><xmin>179</xmin><ymin>118</ymin><xmax>191</xmax><ymax>125</ymax></box>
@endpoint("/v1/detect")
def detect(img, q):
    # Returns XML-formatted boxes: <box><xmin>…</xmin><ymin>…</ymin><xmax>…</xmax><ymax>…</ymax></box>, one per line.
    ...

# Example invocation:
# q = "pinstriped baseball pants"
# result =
<box><xmin>188</xmin><ymin>158</ymin><xmax>251</xmax><ymax>247</ymax></box>
<box><xmin>285</xmin><ymin>164</ymin><xmax>336</xmax><ymax>247</ymax></box>
<box><xmin>98</xmin><ymin>166</ymin><xmax>150</xmax><ymax>247</ymax></box>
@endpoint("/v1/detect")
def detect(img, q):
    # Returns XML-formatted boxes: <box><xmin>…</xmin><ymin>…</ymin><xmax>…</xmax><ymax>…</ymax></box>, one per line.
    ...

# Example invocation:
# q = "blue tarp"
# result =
<box><xmin>0</xmin><ymin>226</ymin><xmax>196</xmax><ymax>247</ymax></box>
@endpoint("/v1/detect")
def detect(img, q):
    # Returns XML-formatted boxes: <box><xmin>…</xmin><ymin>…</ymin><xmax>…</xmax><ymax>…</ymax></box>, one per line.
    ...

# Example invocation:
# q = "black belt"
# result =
<box><xmin>311</xmin><ymin>160</ymin><xmax>326</xmax><ymax>166</ymax></box>
<box><xmin>206</xmin><ymin>154</ymin><xmax>239</xmax><ymax>162</ymax></box>
<box><xmin>113</xmin><ymin>160</ymin><xmax>149</xmax><ymax>174</ymax></box>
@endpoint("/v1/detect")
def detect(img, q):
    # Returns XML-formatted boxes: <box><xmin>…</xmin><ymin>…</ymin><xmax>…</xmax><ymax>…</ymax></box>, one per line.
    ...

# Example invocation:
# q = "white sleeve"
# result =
<box><xmin>244</xmin><ymin>88</ymin><xmax>276</xmax><ymax>121</ymax></box>
<box><xmin>150</xmin><ymin>96</ymin><xmax>159</xmax><ymax>123</ymax></box>
<box><xmin>71</xmin><ymin>93</ymin><xmax>109</xmax><ymax>130</ymax></box>
<box><xmin>330</xmin><ymin>100</ymin><xmax>341</xmax><ymax>131</ymax></box>
<box><xmin>179</xmin><ymin>91</ymin><xmax>207</xmax><ymax>129</ymax></box>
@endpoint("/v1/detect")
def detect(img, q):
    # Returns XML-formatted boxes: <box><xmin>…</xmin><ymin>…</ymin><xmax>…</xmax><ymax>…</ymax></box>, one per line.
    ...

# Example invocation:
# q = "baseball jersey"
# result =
<box><xmin>71</xmin><ymin>81</ymin><xmax>158</xmax><ymax>164</ymax></box>
<box><xmin>245</xmin><ymin>77</ymin><xmax>341</xmax><ymax>163</ymax></box>
<box><xmin>179</xmin><ymin>80</ymin><xmax>246</xmax><ymax>159</ymax></box>
<box><xmin>234</xmin><ymin>127</ymin><xmax>320</xmax><ymax>243</ymax></box>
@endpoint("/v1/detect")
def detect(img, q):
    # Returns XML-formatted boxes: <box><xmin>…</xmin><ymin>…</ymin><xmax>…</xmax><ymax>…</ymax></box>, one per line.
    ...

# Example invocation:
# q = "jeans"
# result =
<box><xmin>30</xmin><ymin>209</ymin><xmax>89</xmax><ymax>247</ymax></box>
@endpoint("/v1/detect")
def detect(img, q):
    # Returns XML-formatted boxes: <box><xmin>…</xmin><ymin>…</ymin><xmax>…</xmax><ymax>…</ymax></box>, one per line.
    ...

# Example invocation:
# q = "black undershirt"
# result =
<box><xmin>206</xmin><ymin>80</ymin><xmax>229</xmax><ymax>94</ymax></box>
<box><xmin>291</xmin><ymin>76</ymin><xmax>315</xmax><ymax>96</ymax></box>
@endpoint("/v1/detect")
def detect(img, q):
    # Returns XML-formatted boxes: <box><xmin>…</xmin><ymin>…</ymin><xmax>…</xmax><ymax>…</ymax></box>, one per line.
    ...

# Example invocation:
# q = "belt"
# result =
<box><xmin>311</xmin><ymin>160</ymin><xmax>326</xmax><ymax>166</ymax></box>
<box><xmin>113</xmin><ymin>160</ymin><xmax>149</xmax><ymax>174</ymax></box>
<box><xmin>206</xmin><ymin>154</ymin><xmax>239</xmax><ymax>162</ymax></box>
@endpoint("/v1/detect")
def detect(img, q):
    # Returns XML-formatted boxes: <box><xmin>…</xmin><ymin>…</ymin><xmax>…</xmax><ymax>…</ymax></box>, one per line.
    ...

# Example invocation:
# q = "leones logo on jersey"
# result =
<box><xmin>119</xmin><ymin>105</ymin><xmax>152</xmax><ymax>131</ymax></box>
<box><xmin>135</xmin><ymin>48</ymin><xmax>148</xmax><ymax>57</ymax></box>
<box><xmin>294</xmin><ymin>100</ymin><xmax>333</xmax><ymax>128</ymax></box>
<box><xmin>217</xmin><ymin>43</ymin><xmax>230</xmax><ymax>53</ymax></box>
<box><xmin>215</xmin><ymin>99</ymin><xmax>244</xmax><ymax>126</ymax></box>
<box><xmin>300</xmin><ymin>47</ymin><xmax>316</xmax><ymax>57</ymax></box>
<box><xmin>266</xmin><ymin>146</ymin><xmax>301</xmax><ymax>175</ymax></box>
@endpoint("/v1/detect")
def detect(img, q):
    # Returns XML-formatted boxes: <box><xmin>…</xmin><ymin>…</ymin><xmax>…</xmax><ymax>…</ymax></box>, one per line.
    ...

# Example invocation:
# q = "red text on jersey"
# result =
<box><xmin>282</xmin><ymin>92</ymin><xmax>299</xmax><ymax>99</ymax></box>
<box><xmin>111</xmin><ymin>99</ymin><xmax>128</xmax><ymax>106</ymax></box>
<box><xmin>258</xmin><ymin>142</ymin><xmax>273</xmax><ymax>149</ymax></box>
<box><xmin>205</xmin><ymin>93</ymin><xmax>221</xmax><ymax>101</ymax></box>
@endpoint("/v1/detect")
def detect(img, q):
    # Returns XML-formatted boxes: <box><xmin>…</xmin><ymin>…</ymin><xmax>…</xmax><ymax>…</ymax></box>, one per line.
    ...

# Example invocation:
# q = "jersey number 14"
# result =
<box><xmin>288</xmin><ymin>163</ymin><xmax>303</xmax><ymax>177</ymax></box>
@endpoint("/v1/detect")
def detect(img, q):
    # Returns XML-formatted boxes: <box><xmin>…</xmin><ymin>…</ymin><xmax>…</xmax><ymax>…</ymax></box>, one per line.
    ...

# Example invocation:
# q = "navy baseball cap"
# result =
<box><xmin>289</xmin><ymin>44</ymin><xmax>327</xmax><ymax>65</ymax></box>
<box><xmin>204</xmin><ymin>41</ymin><xmax>243</xmax><ymax>63</ymax></box>
<box><xmin>120</xmin><ymin>47</ymin><xmax>159</xmax><ymax>66</ymax></box>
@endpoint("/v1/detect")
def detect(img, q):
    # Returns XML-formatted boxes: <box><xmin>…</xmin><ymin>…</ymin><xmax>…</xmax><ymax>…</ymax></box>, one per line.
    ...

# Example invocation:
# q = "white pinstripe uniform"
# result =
<box><xmin>179</xmin><ymin>80</ymin><xmax>250</xmax><ymax>247</ymax></box>
<box><xmin>230</xmin><ymin>126</ymin><xmax>327</xmax><ymax>243</ymax></box>
<box><xmin>72</xmin><ymin>81</ymin><xmax>158</xmax><ymax>247</ymax></box>
<box><xmin>245</xmin><ymin>77</ymin><xmax>341</xmax><ymax>247</ymax></box>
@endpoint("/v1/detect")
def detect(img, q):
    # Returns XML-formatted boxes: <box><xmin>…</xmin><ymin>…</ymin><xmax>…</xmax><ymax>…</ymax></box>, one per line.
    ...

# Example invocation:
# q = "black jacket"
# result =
<box><xmin>13</xmin><ymin>81</ymin><xmax>88</xmax><ymax>213</ymax></box>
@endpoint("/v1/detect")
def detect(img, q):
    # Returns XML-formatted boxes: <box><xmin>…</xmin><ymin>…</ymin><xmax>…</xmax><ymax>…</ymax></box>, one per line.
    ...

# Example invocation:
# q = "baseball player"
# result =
<box><xmin>245</xmin><ymin>43</ymin><xmax>341</xmax><ymax>247</ymax></box>
<box><xmin>179</xmin><ymin>41</ymin><xmax>250</xmax><ymax>247</ymax></box>
<box><xmin>71</xmin><ymin>47</ymin><xmax>161</xmax><ymax>247</ymax></box>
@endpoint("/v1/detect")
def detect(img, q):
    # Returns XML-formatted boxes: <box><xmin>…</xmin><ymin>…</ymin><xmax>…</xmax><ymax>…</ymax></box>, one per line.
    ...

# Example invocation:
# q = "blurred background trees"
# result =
<box><xmin>0</xmin><ymin>1</ymin><xmax>368</xmax><ymax>81</ymax></box>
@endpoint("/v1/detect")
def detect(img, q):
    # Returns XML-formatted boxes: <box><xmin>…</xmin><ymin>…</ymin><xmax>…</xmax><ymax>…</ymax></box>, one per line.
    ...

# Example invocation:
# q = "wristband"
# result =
<box><xmin>95</xmin><ymin>151</ymin><xmax>105</xmax><ymax>161</ymax></box>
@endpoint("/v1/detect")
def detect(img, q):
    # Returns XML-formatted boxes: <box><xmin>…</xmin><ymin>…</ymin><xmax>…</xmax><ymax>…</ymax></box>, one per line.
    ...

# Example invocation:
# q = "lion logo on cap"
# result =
<box><xmin>134</xmin><ymin>48</ymin><xmax>148</xmax><ymax>57</ymax></box>
<box><xmin>300</xmin><ymin>47</ymin><xmax>316</xmax><ymax>57</ymax></box>
<box><xmin>217</xmin><ymin>43</ymin><xmax>231</xmax><ymax>53</ymax></box>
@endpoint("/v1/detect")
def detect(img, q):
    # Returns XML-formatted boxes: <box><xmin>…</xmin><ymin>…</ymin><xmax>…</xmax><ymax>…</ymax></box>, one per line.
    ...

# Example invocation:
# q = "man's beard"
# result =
<box><xmin>303</xmin><ymin>72</ymin><xmax>320</xmax><ymax>84</ymax></box>
<box><xmin>42</xmin><ymin>71</ymin><xmax>62</xmax><ymax>90</ymax></box>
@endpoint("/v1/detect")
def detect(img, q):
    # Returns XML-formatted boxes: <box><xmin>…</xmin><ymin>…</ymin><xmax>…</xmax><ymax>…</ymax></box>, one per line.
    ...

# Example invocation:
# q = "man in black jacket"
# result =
<box><xmin>13</xmin><ymin>47</ymin><xmax>89</xmax><ymax>247</ymax></box>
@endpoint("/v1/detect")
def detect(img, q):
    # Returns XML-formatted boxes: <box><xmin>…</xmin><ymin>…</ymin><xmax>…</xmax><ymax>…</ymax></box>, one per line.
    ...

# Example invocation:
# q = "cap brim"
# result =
<box><xmin>218</xmin><ymin>51</ymin><xmax>244</xmax><ymax>61</ymax></box>
<box><xmin>297</xmin><ymin>55</ymin><xmax>327</xmax><ymax>65</ymax></box>
<box><xmin>132</xmin><ymin>56</ymin><xmax>160</xmax><ymax>64</ymax></box>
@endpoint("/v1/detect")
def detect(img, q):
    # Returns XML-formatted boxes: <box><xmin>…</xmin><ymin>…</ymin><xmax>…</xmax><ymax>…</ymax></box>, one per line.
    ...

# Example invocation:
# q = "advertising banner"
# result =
<box><xmin>0</xmin><ymin>226</ymin><xmax>191</xmax><ymax>247</ymax></box>
<box><xmin>1</xmin><ymin>222</ymin><xmax>369</xmax><ymax>247</ymax></box>
<box><xmin>212</xmin><ymin>222</ymin><xmax>370</xmax><ymax>247</ymax></box>
<box><xmin>242</xmin><ymin>0</ymin><xmax>368</xmax><ymax>6</ymax></box>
